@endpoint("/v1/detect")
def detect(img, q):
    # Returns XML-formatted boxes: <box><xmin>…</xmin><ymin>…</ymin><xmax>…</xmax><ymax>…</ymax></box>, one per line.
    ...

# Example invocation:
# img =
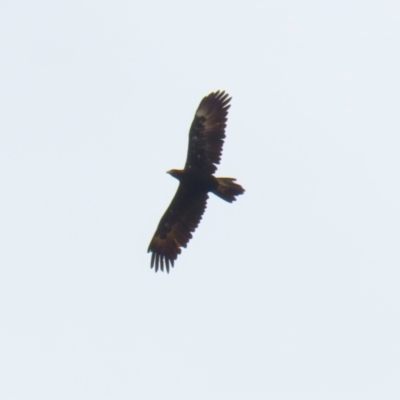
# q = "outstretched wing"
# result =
<box><xmin>148</xmin><ymin>185</ymin><xmax>208</xmax><ymax>273</ymax></box>
<box><xmin>185</xmin><ymin>91</ymin><xmax>231</xmax><ymax>175</ymax></box>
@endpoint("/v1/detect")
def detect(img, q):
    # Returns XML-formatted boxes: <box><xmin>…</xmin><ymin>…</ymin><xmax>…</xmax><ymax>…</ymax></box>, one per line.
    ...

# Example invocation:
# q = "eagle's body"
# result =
<box><xmin>148</xmin><ymin>91</ymin><xmax>244</xmax><ymax>272</ymax></box>
<box><xmin>168</xmin><ymin>168</ymin><xmax>218</xmax><ymax>192</ymax></box>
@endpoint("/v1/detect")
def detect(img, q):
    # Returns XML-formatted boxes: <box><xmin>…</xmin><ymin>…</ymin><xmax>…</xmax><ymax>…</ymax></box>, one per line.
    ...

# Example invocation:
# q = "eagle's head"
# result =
<box><xmin>167</xmin><ymin>169</ymin><xmax>185</xmax><ymax>181</ymax></box>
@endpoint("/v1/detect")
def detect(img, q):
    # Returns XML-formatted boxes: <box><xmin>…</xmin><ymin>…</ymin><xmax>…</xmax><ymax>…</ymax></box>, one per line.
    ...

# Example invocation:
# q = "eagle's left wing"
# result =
<box><xmin>184</xmin><ymin>91</ymin><xmax>231</xmax><ymax>175</ymax></box>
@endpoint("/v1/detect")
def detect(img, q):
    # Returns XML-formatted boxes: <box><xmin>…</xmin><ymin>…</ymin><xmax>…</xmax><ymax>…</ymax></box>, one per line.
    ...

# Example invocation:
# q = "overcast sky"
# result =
<box><xmin>1</xmin><ymin>1</ymin><xmax>400</xmax><ymax>399</ymax></box>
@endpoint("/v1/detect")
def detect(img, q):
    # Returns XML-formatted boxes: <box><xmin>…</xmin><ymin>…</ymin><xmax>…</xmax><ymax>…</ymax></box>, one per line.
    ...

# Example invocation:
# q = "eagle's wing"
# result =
<box><xmin>147</xmin><ymin>185</ymin><xmax>209</xmax><ymax>272</ymax></box>
<box><xmin>184</xmin><ymin>91</ymin><xmax>231</xmax><ymax>175</ymax></box>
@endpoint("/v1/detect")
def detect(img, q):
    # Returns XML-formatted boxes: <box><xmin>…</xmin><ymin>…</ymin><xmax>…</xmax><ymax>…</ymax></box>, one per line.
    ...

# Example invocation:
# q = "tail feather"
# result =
<box><xmin>213</xmin><ymin>178</ymin><xmax>245</xmax><ymax>203</ymax></box>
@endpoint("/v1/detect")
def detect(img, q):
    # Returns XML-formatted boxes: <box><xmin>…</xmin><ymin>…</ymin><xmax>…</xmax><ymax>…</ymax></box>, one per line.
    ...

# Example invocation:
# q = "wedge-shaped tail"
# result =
<box><xmin>213</xmin><ymin>178</ymin><xmax>245</xmax><ymax>203</ymax></box>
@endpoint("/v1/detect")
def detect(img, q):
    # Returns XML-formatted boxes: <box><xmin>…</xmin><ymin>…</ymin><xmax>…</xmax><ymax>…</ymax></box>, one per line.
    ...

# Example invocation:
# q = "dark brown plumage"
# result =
<box><xmin>148</xmin><ymin>91</ymin><xmax>244</xmax><ymax>272</ymax></box>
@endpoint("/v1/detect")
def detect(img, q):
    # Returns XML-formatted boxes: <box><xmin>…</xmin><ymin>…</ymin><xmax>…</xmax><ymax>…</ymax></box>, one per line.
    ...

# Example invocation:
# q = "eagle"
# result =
<box><xmin>148</xmin><ymin>91</ymin><xmax>245</xmax><ymax>272</ymax></box>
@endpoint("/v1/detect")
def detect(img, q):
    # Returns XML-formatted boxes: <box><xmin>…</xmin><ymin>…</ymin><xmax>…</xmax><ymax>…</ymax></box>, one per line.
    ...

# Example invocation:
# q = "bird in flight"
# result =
<box><xmin>148</xmin><ymin>91</ymin><xmax>244</xmax><ymax>272</ymax></box>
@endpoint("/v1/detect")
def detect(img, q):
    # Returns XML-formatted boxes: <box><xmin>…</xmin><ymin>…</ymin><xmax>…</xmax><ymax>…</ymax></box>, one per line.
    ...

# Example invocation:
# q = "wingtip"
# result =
<box><xmin>150</xmin><ymin>251</ymin><xmax>175</xmax><ymax>273</ymax></box>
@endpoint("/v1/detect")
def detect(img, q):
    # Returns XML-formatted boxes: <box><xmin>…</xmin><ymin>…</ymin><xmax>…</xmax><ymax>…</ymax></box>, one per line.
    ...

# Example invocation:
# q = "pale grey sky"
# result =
<box><xmin>1</xmin><ymin>1</ymin><xmax>399</xmax><ymax>399</ymax></box>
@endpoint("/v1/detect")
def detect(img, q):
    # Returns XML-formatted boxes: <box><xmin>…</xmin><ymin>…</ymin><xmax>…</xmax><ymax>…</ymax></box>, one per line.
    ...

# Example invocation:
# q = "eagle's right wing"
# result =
<box><xmin>147</xmin><ymin>185</ymin><xmax>208</xmax><ymax>272</ymax></box>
